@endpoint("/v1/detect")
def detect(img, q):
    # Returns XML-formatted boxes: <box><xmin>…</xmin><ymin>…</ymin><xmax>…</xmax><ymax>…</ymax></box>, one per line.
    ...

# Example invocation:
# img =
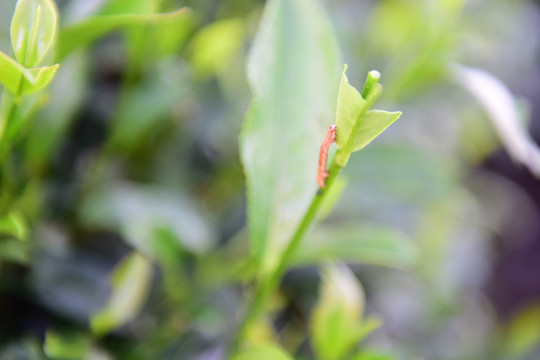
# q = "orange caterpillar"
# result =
<box><xmin>317</xmin><ymin>125</ymin><xmax>337</xmax><ymax>188</ymax></box>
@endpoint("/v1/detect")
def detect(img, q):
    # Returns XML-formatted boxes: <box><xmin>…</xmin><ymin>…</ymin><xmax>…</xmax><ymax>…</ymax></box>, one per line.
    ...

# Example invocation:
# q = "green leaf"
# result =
<box><xmin>241</xmin><ymin>0</ymin><xmax>341</xmax><ymax>276</ymax></box>
<box><xmin>90</xmin><ymin>252</ymin><xmax>153</xmax><ymax>336</ymax></box>
<box><xmin>334</xmin><ymin>68</ymin><xmax>372</xmax><ymax>155</ymax></box>
<box><xmin>57</xmin><ymin>8</ymin><xmax>191</xmax><ymax>60</ymax></box>
<box><xmin>232</xmin><ymin>343</ymin><xmax>294</xmax><ymax>360</ymax></box>
<box><xmin>0</xmin><ymin>212</ymin><xmax>28</xmax><ymax>241</ymax></box>
<box><xmin>108</xmin><ymin>59</ymin><xmax>189</xmax><ymax>151</ymax></box>
<box><xmin>79</xmin><ymin>183</ymin><xmax>216</xmax><ymax>257</ymax></box>
<box><xmin>10</xmin><ymin>0</ymin><xmax>58</xmax><ymax>67</ymax></box>
<box><xmin>311</xmin><ymin>264</ymin><xmax>366</xmax><ymax>360</ymax></box>
<box><xmin>295</xmin><ymin>224</ymin><xmax>420</xmax><ymax>269</ymax></box>
<box><xmin>334</xmin><ymin>67</ymin><xmax>399</xmax><ymax>166</ymax></box>
<box><xmin>352</xmin><ymin>110</ymin><xmax>401</xmax><ymax>151</ymax></box>
<box><xmin>44</xmin><ymin>331</ymin><xmax>89</xmax><ymax>359</ymax></box>
<box><xmin>190</xmin><ymin>18</ymin><xmax>244</xmax><ymax>78</ymax></box>
<box><xmin>0</xmin><ymin>51</ymin><xmax>59</xmax><ymax>95</ymax></box>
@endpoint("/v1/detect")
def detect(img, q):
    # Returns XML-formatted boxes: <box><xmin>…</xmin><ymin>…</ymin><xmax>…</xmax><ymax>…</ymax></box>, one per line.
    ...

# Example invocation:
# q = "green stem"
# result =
<box><xmin>231</xmin><ymin>157</ymin><xmax>343</xmax><ymax>352</ymax></box>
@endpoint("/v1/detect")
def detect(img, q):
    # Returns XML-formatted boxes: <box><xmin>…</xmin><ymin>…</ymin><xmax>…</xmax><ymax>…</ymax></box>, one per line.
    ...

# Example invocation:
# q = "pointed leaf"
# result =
<box><xmin>10</xmin><ymin>0</ymin><xmax>58</xmax><ymax>67</ymax></box>
<box><xmin>353</xmin><ymin>110</ymin><xmax>401</xmax><ymax>151</ymax></box>
<box><xmin>90</xmin><ymin>252</ymin><xmax>153</xmax><ymax>335</ymax></box>
<box><xmin>295</xmin><ymin>224</ymin><xmax>420</xmax><ymax>269</ymax></box>
<box><xmin>241</xmin><ymin>0</ymin><xmax>341</xmax><ymax>276</ymax></box>
<box><xmin>311</xmin><ymin>264</ymin><xmax>366</xmax><ymax>360</ymax></box>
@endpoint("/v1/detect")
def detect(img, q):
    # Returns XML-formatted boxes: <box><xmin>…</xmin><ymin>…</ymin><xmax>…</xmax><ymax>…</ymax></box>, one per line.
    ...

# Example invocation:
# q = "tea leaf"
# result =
<box><xmin>241</xmin><ymin>0</ymin><xmax>341</xmax><ymax>276</ymax></box>
<box><xmin>10</xmin><ymin>0</ymin><xmax>58</xmax><ymax>67</ymax></box>
<box><xmin>90</xmin><ymin>252</ymin><xmax>153</xmax><ymax>335</ymax></box>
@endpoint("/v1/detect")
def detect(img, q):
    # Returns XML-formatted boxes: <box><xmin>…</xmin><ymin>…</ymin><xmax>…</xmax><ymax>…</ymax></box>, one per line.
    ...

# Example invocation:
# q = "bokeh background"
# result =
<box><xmin>1</xmin><ymin>0</ymin><xmax>540</xmax><ymax>359</ymax></box>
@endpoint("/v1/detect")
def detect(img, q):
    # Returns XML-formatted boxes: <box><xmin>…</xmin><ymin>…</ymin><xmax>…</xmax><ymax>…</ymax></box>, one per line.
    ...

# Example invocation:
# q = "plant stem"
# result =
<box><xmin>232</xmin><ymin>157</ymin><xmax>343</xmax><ymax>351</ymax></box>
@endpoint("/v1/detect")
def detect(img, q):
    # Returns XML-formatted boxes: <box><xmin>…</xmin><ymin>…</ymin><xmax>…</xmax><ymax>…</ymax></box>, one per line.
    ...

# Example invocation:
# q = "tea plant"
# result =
<box><xmin>1</xmin><ymin>0</ymin><xmax>538</xmax><ymax>359</ymax></box>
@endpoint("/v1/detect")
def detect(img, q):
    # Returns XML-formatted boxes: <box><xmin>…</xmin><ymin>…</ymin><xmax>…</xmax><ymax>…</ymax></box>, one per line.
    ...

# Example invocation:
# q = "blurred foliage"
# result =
<box><xmin>0</xmin><ymin>0</ymin><xmax>539</xmax><ymax>359</ymax></box>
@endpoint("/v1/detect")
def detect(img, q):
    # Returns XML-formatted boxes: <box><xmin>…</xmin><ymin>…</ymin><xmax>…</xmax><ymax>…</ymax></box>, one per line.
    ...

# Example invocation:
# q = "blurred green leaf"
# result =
<box><xmin>295</xmin><ymin>224</ymin><xmax>420</xmax><ymax>269</ymax></box>
<box><xmin>44</xmin><ymin>331</ymin><xmax>89</xmax><ymax>359</ymax></box>
<box><xmin>25</xmin><ymin>52</ymin><xmax>86</xmax><ymax>172</ymax></box>
<box><xmin>57</xmin><ymin>8</ymin><xmax>191</xmax><ymax>60</ymax></box>
<box><xmin>232</xmin><ymin>343</ymin><xmax>293</xmax><ymax>360</ymax></box>
<box><xmin>0</xmin><ymin>211</ymin><xmax>28</xmax><ymax>241</ymax></box>
<box><xmin>90</xmin><ymin>252</ymin><xmax>153</xmax><ymax>336</ymax></box>
<box><xmin>241</xmin><ymin>0</ymin><xmax>341</xmax><ymax>277</ymax></box>
<box><xmin>108</xmin><ymin>58</ymin><xmax>189</xmax><ymax>151</ymax></box>
<box><xmin>10</xmin><ymin>0</ymin><xmax>58</xmax><ymax>67</ymax></box>
<box><xmin>368</xmin><ymin>0</ymin><xmax>461</xmax><ymax>99</ymax></box>
<box><xmin>98</xmin><ymin>0</ymin><xmax>159</xmax><ymax>15</ymax></box>
<box><xmin>190</xmin><ymin>18</ymin><xmax>244</xmax><ymax>78</ymax></box>
<box><xmin>311</xmin><ymin>263</ymin><xmax>367</xmax><ymax>360</ymax></box>
<box><xmin>501</xmin><ymin>305</ymin><xmax>540</xmax><ymax>357</ymax></box>
<box><xmin>79</xmin><ymin>183</ymin><xmax>216</xmax><ymax>257</ymax></box>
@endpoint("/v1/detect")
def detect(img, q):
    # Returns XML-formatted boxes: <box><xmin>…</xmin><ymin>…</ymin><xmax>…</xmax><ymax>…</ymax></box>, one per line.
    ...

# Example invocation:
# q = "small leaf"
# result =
<box><xmin>0</xmin><ymin>51</ymin><xmax>59</xmax><ymax>95</ymax></box>
<box><xmin>44</xmin><ymin>331</ymin><xmax>89</xmax><ymax>359</ymax></box>
<box><xmin>10</xmin><ymin>0</ymin><xmax>58</xmax><ymax>67</ymax></box>
<box><xmin>232</xmin><ymin>343</ymin><xmax>294</xmax><ymax>360</ymax></box>
<box><xmin>90</xmin><ymin>252</ymin><xmax>153</xmax><ymax>336</ymax></box>
<box><xmin>311</xmin><ymin>263</ymin><xmax>366</xmax><ymax>360</ymax></box>
<box><xmin>0</xmin><ymin>212</ymin><xmax>28</xmax><ymax>241</ymax></box>
<box><xmin>353</xmin><ymin>110</ymin><xmax>402</xmax><ymax>151</ymax></box>
<box><xmin>57</xmin><ymin>8</ymin><xmax>191</xmax><ymax>60</ymax></box>
<box><xmin>334</xmin><ymin>67</ymin><xmax>398</xmax><ymax>166</ymax></box>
